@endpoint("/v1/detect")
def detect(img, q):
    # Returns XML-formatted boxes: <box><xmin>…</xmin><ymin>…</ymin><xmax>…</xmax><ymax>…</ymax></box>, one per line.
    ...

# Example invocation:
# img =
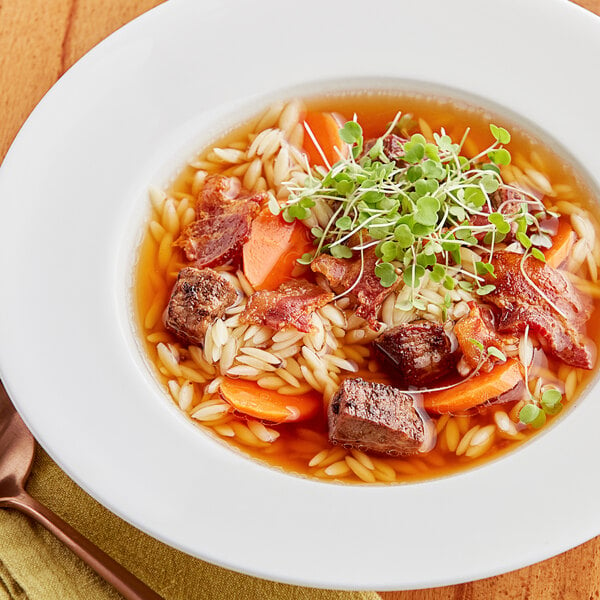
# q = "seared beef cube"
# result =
<box><xmin>328</xmin><ymin>378</ymin><xmax>426</xmax><ymax>455</ymax></box>
<box><xmin>373</xmin><ymin>321</ymin><xmax>455</xmax><ymax>387</ymax></box>
<box><xmin>165</xmin><ymin>267</ymin><xmax>237</xmax><ymax>345</ymax></box>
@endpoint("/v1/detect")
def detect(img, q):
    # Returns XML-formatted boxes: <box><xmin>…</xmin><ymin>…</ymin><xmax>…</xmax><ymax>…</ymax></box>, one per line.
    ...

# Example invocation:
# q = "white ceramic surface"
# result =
<box><xmin>0</xmin><ymin>0</ymin><xmax>599</xmax><ymax>590</ymax></box>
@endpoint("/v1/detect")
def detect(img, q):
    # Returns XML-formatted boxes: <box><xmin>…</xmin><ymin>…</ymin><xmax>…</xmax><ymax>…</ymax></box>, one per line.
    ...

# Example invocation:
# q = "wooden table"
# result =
<box><xmin>1</xmin><ymin>1</ymin><xmax>600</xmax><ymax>598</ymax></box>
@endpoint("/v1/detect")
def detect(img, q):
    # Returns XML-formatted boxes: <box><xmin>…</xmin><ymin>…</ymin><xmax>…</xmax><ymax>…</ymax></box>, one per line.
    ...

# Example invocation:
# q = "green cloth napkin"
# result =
<box><xmin>0</xmin><ymin>449</ymin><xmax>380</xmax><ymax>600</ymax></box>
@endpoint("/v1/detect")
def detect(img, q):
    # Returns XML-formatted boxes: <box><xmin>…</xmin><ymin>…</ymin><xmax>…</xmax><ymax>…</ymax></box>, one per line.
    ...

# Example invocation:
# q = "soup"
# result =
<box><xmin>135</xmin><ymin>92</ymin><xmax>600</xmax><ymax>484</ymax></box>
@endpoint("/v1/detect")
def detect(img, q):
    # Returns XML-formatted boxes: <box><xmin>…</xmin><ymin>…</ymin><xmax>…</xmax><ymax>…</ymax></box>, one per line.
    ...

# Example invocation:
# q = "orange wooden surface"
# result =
<box><xmin>1</xmin><ymin>1</ymin><xmax>600</xmax><ymax>598</ymax></box>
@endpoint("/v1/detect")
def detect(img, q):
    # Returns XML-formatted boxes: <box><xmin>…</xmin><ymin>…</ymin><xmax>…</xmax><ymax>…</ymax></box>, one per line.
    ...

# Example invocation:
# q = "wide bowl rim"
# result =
<box><xmin>1</xmin><ymin>0</ymin><xmax>600</xmax><ymax>590</ymax></box>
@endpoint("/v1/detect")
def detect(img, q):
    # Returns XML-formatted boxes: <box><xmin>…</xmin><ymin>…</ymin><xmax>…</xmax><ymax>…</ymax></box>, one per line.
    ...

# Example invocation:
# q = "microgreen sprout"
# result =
<box><xmin>518</xmin><ymin>323</ymin><xmax>565</xmax><ymax>428</ymax></box>
<box><xmin>519</xmin><ymin>385</ymin><xmax>564</xmax><ymax>428</ymax></box>
<box><xmin>519</xmin><ymin>403</ymin><xmax>547</xmax><ymax>428</ymax></box>
<box><xmin>540</xmin><ymin>388</ymin><xmax>564</xmax><ymax>415</ymax></box>
<box><xmin>282</xmin><ymin>114</ymin><xmax>557</xmax><ymax>307</ymax></box>
<box><xmin>467</xmin><ymin>338</ymin><xmax>507</xmax><ymax>364</ymax></box>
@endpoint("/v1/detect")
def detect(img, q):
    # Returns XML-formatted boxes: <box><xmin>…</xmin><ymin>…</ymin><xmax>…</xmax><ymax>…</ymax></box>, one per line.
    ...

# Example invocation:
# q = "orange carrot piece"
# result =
<box><xmin>219</xmin><ymin>378</ymin><xmax>321</xmax><ymax>423</ymax></box>
<box><xmin>422</xmin><ymin>359</ymin><xmax>523</xmax><ymax>414</ymax></box>
<box><xmin>243</xmin><ymin>209</ymin><xmax>314</xmax><ymax>290</ymax></box>
<box><xmin>302</xmin><ymin>111</ymin><xmax>347</xmax><ymax>168</ymax></box>
<box><xmin>545</xmin><ymin>219</ymin><xmax>575</xmax><ymax>268</ymax></box>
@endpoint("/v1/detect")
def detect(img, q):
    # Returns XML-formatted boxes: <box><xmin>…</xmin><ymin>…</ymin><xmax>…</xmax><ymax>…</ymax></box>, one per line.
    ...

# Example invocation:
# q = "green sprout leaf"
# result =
<box><xmin>335</xmin><ymin>180</ymin><xmax>354</xmax><ymax>195</ymax></box>
<box><xmin>335</xmin><ymin>215</ymin><xmax>353</xmax><ymax>231</ymax></box>
<box><xmin>297</xmin><ymin>252</ymin><xmax>314</xmax><ymax>265</ymax></box>
<box><xmin>434</xmin><ymin>133</ymin><xmax>457</xmax><ymax>153</ymax></box>
<box><xmin>415</xmin><ymin>196</ymin><xmax>440</xmax><ymax>226</ymax></box>
<box><xmin>464</xmin><ymin>186</ymin><xmax>486</xmax><ymax>209</ymax></box>
<box><xmin>443</xmin><ymin>275</ymin><xmax>456</xmax><ymax>290</ymax></box>
<box><xmin>487</xmin><ymin>346</ymin><xmax>506</xmax><ymax>361</ymax></box>
<box><xmin>284</xmin><ymin>204</ymin><xmax>311</xmax><ymax>221</ymax></box>
<box><xmin>403</xmin><ymin>137</ymin><xmax>426</xmax><ymax>163</ymax></box>
<box><xmin>519</xmin><ymin>404</ymin><xmax>547</xmax><ymax>428</ymax></box>
<box><xmin>339</xmin><ymin>121</ymin><xmax>364</xmax><ymax>158</ymax></box>
<box><xmin>330</xmin><ymin>245</ymin><xmax>353</xmax><ymax>259</ymax></box>
<box><xmin>282</xmin><ymin>208</ymin><xmax>296</xmax><ymax>223</ymax></box>
<box><xmin>490</xmin><ymin>124</ymin><xmax>511</xmax><ymax>145</ymax></box>
<box><xmin>541</xmin><ymin>388</ymin><xmax>563</xmax><ymax>416</ymax></box>
<box><xmin>481</xmin><ymin>174</ymin><xmax>500</xmax><ymax>194</ymax></box>
<box><xmin>475</xmin><ymin>261</ymin><xmax>495</xmax><ymax>277</ymax></box>
<box><xmin>482</xmin><ymin>163</ymin><xmax>501</xmax><ymax>175</ymax></box>
<box><xmin>393</xmin><ymin>224</ymin><xmax>415</xmax><ymax>248</ymax></box>
<box><xmin>298</xmin><ymin>197</ymin><xmax>315</xmax><ymax>208</ymax></box>
<box><xmin>448</xmin><ymin>205</ymin><xmax>467</xmax><ymax>222</ymax></box>
<box><xmin>407</xmin><ymin>165</ymin><xmax>423</xmax><ymax>182</ymax></box>
<box><xmin>375</xmin><ymin>262</ymin><xmax>398</xmax><ymax>288</ymax></box>
<box><xmin>379</xmin><ymin>240</ymin><xmax>398</xmax><ymax>262</ymax></box>
<box><xmin>424</xmin><ymin>144</ymin><xmax>441</xmax><ymax>163</ymax></box>
<box><xmin>416</xmin><ymin>251</ymin><xmax>436</xmax><ymax>268</ymax></box>
<box><xmin>476</xmin><ymin>284</ymin><xmax>496</xmax><ymax>296</ymax></box>
<box><xmin>517</xmin><ymin>232</ymin><xmax>532</xmax><ymax>249</ymax></box>
<box><xmin>455</xmin><ymin>225</ymin><xmax>474</xmax><ymax>241</ymax></box>
<box><xmin>468</xmin><ymin>338</ymin><xmax>485</xmax><ymax>352</ymax></box>
<box><xmin>339</xmin><ymin>121</ymin><xmax>363</xmax><ymax>145</ymax></box>
<box><xmin>488</xmin><ymin>148</ymin><xmax>511</xmax><ymax>166</ymax></box>
<box><xmin>531</xmin><ymin>247</ymin><xmax>546</xmax><ymax>262</ymax></box>
<box><xmin>430</xmin><ymin>263</ymin><xmax>446</xmax><ymax>283</ymax></box>
<box><xmin>488</xmin><ymin>212</ymin><xmax>511</xmax><ymax>235</ymax></box>
<box><xmin>368</xmin><ymin>138</ymin><xmax>385</xmax><ymax>160</ymax></box>
<box><xmin>403</xmin><ymin>265</ymin><xmax>425</xmax><ymax>288</ymax></box>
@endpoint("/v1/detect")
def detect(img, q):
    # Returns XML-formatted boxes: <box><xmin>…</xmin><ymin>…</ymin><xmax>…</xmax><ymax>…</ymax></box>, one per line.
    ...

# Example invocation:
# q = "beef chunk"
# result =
<box><xmin>242</xmin><ymin>280</ymin><xmax>333</xmax><ymax>333</ymax></box>
<box><xmin>165</xmin><ymin>267</ymin><xmax>237</xmax><ymax>345</ymax></box>
<box><xmin>373</xmin><ymin>321</ymin><xmax>455</xmax><ymax>387</ymax></box>
<box><xmin>328</xmin><ymin>378</ymin><xmax>426</xmax><ymax>455</ymax></box>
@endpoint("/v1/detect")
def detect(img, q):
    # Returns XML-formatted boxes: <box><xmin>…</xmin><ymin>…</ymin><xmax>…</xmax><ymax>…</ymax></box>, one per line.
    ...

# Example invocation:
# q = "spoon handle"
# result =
<box><xmin>6</xmin><ymin>490</ymin><xmax>163</xmax><ymax>600</ymax></box>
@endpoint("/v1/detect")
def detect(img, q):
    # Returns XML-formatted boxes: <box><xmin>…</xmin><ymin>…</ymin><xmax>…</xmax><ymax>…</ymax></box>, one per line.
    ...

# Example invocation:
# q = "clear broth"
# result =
<box><xmin>135</xmin><ymin>91</ymin><xmax>600</xmax><ymax>483</ymax></box>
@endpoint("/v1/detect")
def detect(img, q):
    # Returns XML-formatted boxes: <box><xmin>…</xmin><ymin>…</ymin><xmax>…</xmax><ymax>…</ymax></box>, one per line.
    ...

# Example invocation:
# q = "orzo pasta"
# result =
<box><xmin>135</xmin><ymin>93</ymin><xmax>600</xmax><ymax>484</ymax></box>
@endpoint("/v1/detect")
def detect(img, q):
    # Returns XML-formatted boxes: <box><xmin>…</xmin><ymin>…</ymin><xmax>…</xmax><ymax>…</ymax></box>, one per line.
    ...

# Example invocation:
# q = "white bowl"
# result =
<box><xmin>0</xmin><ymin>0</ymin><xmax>599</xmax><ymax>590</ymax></box>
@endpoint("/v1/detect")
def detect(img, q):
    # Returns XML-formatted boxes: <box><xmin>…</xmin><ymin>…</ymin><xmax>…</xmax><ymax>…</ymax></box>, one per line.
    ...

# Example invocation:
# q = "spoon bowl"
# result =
<box><xmin>0</xmin><ymin>383</ymin><xmax>34</xmax><ymax>501</ymax></box>
<box><xmin>0</xmin><ymin>381</ymin><xmax>163</xmax><ymax>600</ymax></box>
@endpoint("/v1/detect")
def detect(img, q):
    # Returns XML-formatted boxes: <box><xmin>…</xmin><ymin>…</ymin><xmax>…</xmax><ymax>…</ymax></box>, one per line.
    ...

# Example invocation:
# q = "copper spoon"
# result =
<box><xmin>0</xmin><ymin>381</ymin><xmax>163</xmax><ymax>600</ymax></box>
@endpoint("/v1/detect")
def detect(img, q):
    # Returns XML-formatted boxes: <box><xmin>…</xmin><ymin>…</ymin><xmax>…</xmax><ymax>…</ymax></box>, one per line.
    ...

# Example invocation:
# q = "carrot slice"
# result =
<box><xmin>545</xmin><ymin>219</ymin><xmax>575</xmax><ymax>268</ymax></box>
<box><xmin>243</xmin><ymin>209</ymin><xmax>314</xmax><ymax>290</ymax></box>
<box><xmin>219</xmin><ymin>378</ymin><xmax>321</xmax><ymax>423</ymax></box>
<box><xmin>422</xmin><ymin>359</ymin><xmax>523</xmax><ymax>414</ymax></box>
<box><xmin>302</xmin><ymin>111</ymin><xmax>348</xmax><ymax>168</ymax></box>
